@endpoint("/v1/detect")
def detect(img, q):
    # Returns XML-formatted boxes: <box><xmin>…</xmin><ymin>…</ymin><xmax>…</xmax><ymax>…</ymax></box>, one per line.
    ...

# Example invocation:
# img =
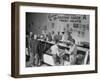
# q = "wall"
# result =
<box><xmin>0</xmin><ymin>0</ymin><xmax>100</xmax><ymax>80</ymax></box>
<box><xmin>26</xmin><ymin>13</ymin><xmax>89</xmax><ymax>44</ymax></box>
<box><xmin>26</xmin><ymin>13</ymin><xmax>48</xmax><ymax>34</ymax></box>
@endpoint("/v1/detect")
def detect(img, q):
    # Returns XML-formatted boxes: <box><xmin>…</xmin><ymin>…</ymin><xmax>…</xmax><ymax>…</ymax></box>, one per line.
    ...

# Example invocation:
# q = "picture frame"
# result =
<box><xmin>11</xmin><ymin>2</ymin><xmax>98</xmax><ymax>78</ymax></box>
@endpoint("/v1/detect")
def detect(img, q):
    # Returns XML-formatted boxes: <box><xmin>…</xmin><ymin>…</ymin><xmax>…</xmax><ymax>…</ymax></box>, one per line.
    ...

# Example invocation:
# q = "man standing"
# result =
<box><xmin>54</xmin><ymin>32</ymin><xmax>62</xmax><ymax>41</ymax></box>
<box><xmin>50</xmin><ymin>40</ymin><xmax>60</xmax><ymax>65</ymax></box>
<box><xmin>46</xmin><ymin>32</ymin><xmax>52</xmax><ymax>41</ymax></box>
<box><xmin>69</xmin><ymin>39</ymin><xmax>77</xmax><ymax>65</ymax></box>
<box><xmin>61</xmin><ymin>32</ymin><xmax>68</xmax><ymax>42</ymax></box>
<box><xmin>67</xmin><ymin>32</ymin><xmax>73</xmax><ymax>42</ymax></box>
<box><xmin>51</xmin><ymin>31</ymin><xmax>55</xmax><ymax>41</ymax></box>
<box><xmin>65</xmin><ymin>39</ymin><xmax>77</xmax><ymax>65</ymax></box>
<box><xmin>26</xmin><ymin>32</ymin><xmax>34</xmax><ymax>67</ymax></box>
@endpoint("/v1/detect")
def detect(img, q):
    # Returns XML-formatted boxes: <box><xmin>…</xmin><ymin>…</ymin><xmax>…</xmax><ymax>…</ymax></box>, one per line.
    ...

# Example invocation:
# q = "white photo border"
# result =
<box><xmin>19</xmin><ymin>5</ymin><xmax>96</xmax><ymax>75</ymax></box>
